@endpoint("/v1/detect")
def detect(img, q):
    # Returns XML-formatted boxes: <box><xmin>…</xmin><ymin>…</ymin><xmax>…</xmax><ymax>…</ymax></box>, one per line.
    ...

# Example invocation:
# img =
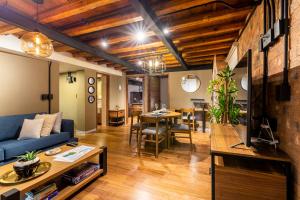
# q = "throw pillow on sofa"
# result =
<box><xmin>18</xmin><ymin>119</ymin><xmax>44</xmax><ymax>140</ymax></box>
<box><xmin>52</xmin><ymin>112</ymin><xmax>62</xmax><ymax>133</ymax></box>
<box><xmin>35</xmin><ymin>114</ymin><xmax>57</xmax><ymax>137</ymax></box>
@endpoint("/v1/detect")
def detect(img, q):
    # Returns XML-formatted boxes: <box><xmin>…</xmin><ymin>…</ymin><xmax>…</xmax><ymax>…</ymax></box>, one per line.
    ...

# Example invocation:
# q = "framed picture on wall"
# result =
<box><xmin>88</xmin><ymin>96</ymin><xmax>95</xmax><ymax>103</ymax></box>
<box><xmin>88</xmin><ymin>77</ymin><xmax>95</xmax><ymax>85</ymax></box>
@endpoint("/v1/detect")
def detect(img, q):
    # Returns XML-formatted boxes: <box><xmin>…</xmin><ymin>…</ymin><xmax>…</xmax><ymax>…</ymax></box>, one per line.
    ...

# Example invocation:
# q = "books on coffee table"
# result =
<box><xmin>25</xmin><ymin>183</ymin><xmax>58</xmax><ymax>200</ymax></box>
<box><xmin>63</xmin><ymin>162</ymin><xmax>99</xmax><ymax>185</ymax></box>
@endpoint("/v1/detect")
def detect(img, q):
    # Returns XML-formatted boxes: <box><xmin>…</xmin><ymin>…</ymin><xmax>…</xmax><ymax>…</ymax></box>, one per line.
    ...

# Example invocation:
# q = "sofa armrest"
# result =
<box><xmin>61</xmin><ymin>119</ymin><xmax>74</xmax><ymax>138</ymax></box>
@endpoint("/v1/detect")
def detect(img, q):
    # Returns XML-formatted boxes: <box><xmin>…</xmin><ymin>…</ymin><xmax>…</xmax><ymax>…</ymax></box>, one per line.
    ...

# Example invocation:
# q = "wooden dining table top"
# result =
<box><xmin>141</xmin><ymin>111</ymin><xmax>181</xmax><ymax>119</ymax></box>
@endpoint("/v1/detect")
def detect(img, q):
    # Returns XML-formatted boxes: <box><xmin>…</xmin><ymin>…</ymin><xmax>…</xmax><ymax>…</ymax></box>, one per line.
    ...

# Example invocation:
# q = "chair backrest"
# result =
<box><xmin>181</xmin><ymin>108</ymin><xmax>195</xmax><ymax>114</ymax></box>
<box><xmin>130</xmin><ymin>110</ymin><xmax>142</xmax><ymax>125</ymax></box>
<box><xmin>139</xmin><ymin>116</ymin><xmax>161</xmax><ymax>135</ymax></box>
<box><xmin>181</xmin><ymin>108</ymin><xmax>195</xmax><ymax>129</ymax></box>
<box><xmin>139</xmin><ymin>115</ymin><xmax>160</xmax><ymax>124</ymax></box>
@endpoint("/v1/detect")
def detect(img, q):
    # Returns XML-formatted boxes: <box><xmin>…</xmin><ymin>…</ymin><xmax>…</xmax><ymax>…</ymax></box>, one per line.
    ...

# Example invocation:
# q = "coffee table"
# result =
<box><xmin>0</xmin><ymin>143</ymin><xmax>107</xmax><ymax>200</ymax></box>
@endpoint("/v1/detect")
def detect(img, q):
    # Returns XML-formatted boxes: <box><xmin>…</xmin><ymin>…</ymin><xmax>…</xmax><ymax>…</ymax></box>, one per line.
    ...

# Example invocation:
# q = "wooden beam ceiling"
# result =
<box><xmin>130</xmin><ymin>0</ymin><xmax>189</xmax><ymax>70</ymax></box>
<box><xmin>63</xmin><ymin>12</ymin><xmax>143</xmax><ymax>37</ymax></box>
<box><xmin>0</xmin><ymin>6</ymin><xmax>141</xmax><ymax>72</ymax></box>
<box><xmin>0</xmin><ymin>0</ymin><xmax>256</xmax><ymax>72</ymax></box>
<box><xmin>39</xmin><ymin>0</ymin><xmax>122</xmax><ymax>24</ymax></box>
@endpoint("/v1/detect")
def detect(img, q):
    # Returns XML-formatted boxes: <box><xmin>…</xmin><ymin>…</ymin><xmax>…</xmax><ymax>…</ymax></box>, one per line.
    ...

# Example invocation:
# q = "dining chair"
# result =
<box><xmin>129</xmin><ymin>110</ymin><xmax>142</xmax><ymax>145</ymax></box>
<box><xmin>169</xmin><ymin>109</ymin><xmax>193</xmax><ymax>151</ymax></box>
<box><xmin>181</xmin><ymin>108</ymin><xmax>196</xmax><ymax>131</ymax></box>
<box><xmin>138</xmin><ymin>116</ymin><xmax>167</xmax><ymax>158</ymax></box>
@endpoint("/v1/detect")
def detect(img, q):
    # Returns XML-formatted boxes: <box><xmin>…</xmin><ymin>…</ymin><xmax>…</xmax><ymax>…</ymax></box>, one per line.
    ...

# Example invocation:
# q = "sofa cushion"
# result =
<box><xmin>0</xmin><ymin>132</ymin><xmax>71</xmax><ymax>160</ymax></box>
<box><xmin>18</xmin><ymin>119</ymin><xmax>44</xmax><ymax>140</ymax></box>
<box><xmin>35</xmin><ymin>114</ymin><xmax>57</xmax><ymax>137</ymax></box>
<box><xmin>0</xmin><ymin>113</ymin><xmax>36</xmax><ymax>141</ymax></box>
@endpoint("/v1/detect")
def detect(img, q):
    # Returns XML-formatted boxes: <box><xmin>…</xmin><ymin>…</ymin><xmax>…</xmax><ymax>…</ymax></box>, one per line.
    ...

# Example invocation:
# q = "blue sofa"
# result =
<box><xmin>0</xmin><ymin>113</ymin><xmax>75</xmax><ymax>165</ymax></box>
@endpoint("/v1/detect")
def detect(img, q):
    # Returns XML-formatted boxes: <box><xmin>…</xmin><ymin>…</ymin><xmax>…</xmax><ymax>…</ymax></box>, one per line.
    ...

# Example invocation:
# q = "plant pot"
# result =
<box><xmin>13</xmin><ymin>157</ymin><xmax>40</xmax><ymax>178</ymax></box>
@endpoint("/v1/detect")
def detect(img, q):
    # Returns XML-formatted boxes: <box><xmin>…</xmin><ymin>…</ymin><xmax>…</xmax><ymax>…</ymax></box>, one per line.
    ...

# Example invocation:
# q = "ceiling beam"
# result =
<box><xmin>39</xmin><ymin>0</ymin><xmax>122</xmax><ymax>24</ymax></box>
<box><xmin>130</xmin><ymin>0</ymin><xmax>189</xmax><ymax>70</ymax></box>
<box><xmin>0</xmin><ymin>6</ymin><xmax>141</xmax><ymax>72</ymax></box>
<box><xmin>64</xmin><ymin>12</ymin><xmax>143</xmax><ymax>37</ymax></box>
<box><xmin>166</xmin><ymin>64</ymin><xmax>212</xmax><ymax>72</ymax></box>
<box><xmin>180</xmin><ymin>33</ymin><xmax>236</xmax><ymax>50</ymax></box>
<box><xmin>155</xmin><ymin>0</ymin><xmax>216</xmax><ymax>16</ymax></box>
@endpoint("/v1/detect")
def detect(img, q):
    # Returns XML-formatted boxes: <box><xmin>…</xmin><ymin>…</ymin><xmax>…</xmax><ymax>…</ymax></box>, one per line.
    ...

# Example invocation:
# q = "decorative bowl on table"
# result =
<box><xmin>13</xmin><ymin>157</ymin><xmax>40</xmax><ymax>178</ymax></box>
<box><xmin>13</xmin><ymin>151</ymin><xmax>41</xmax><ymax>178</ymax></box>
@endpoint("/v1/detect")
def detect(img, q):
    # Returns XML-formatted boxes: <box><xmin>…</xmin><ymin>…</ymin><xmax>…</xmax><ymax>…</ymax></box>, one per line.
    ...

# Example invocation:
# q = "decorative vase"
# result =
<box><xmin>13</xmin><ymin>157</ymin><xmax>40</xmax><ymax>178</ymax></box>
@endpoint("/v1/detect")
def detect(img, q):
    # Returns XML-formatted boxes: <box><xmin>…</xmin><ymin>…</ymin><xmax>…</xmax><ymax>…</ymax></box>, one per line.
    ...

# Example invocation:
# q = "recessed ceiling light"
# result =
<box><xmin>101</xmin><ymin>40</ymin><xmax>108</xmax><ymax>48</ymax></box>
<box><xmin>136</xmin><ymin>31</ymin><xmax>146</xmax><ymax>42</ymax></box>
<box><xmin>163</xmin><ymin>28</ymin><xmax>169</xmax><ymax>35</ymax></box>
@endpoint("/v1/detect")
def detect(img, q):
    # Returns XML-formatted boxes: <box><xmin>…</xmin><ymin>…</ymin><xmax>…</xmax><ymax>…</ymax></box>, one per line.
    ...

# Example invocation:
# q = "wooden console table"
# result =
<box><xmin>109</xmin><ymin>109</ymin><xmax>125</xmax><ymax>126</ymax></box>
<box><xmin>210</xmin><ymin>124</ymin><xmax>292</xmax><ymax>200</ymax></box>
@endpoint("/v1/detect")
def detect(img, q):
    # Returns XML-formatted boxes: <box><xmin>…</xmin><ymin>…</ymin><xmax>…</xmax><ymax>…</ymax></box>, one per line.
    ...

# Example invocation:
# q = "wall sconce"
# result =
<box><xmin>118</xmin><ymin>84</ymin><xmax>122</xmax><ymax>91</ymax></box>
<box><xmin>66</xmin><ymin>72</ymin><xmax>76</xmax><ymax>84</ymax></box>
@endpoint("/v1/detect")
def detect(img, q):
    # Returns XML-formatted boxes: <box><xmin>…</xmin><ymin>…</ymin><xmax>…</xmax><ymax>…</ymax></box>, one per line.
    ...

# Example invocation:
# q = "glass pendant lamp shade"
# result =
<box><xmin>21</xmin><ymin>32</ymin><xmax>53</xmax><ymax>57</ymax></box>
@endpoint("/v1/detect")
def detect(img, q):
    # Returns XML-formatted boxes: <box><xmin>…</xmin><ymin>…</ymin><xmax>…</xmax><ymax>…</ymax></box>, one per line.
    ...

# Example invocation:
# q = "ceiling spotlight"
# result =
<box><xmin>137</xmin><ymin>60</ymin><xmax>143</xmax><ymax>66</ymax></box>
<box><xmin>136</xmin><ymin>31</ymin><xmax>146</xmax><ymax>42</ymax></box>
<box><xmin>100</xmin><ymin>40</ymin><xmax>108</xmax><ymax>48</ymax></box>
<box><xmin>163</xmin><ymin>28</ymin><xmax>169</xmax><ymax>35</ymax></box>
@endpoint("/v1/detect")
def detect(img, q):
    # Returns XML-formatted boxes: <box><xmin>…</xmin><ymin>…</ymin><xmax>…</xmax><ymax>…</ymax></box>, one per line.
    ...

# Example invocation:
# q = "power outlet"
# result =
<box><xmin>274</xmin><ymin>19</ymin><xmax>285</xmax><ymax>39</ymax></box>
<box><xmin>41</xmin><ymin>94</ymin><xmax>53</xmax><ymax>100</ymax></box>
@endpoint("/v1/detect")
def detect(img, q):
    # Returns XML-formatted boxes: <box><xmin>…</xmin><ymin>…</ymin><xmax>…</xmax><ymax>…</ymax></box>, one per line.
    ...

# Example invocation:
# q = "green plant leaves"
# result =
<box><xmin>17</xmin><ymin>151</ymin><xmax>40</xmax><ymax>162</ymax></box>
<box><xmin>208</xmin><ymin>65</ymin><xmax>240</xmax><ymax>124</ymax></box>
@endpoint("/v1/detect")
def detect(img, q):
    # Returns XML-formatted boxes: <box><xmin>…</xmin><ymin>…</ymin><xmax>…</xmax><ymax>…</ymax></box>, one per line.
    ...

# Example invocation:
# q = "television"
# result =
<box><xmin>232</xmin><ymin>49</ymin><xmax>253</xmax><ymax>147</ymax></box>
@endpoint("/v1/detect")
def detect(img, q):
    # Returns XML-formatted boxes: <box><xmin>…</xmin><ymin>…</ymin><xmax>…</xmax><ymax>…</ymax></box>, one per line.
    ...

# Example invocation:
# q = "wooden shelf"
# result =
<box><xmin>55</xmin><ymin>169</ymin><xmax>103</xmax><ymax>200</ymax></box>
<box><xmin>210</xmin><ymin>124</ymin><xmax>291</xmax><ymax>200</ymax></box>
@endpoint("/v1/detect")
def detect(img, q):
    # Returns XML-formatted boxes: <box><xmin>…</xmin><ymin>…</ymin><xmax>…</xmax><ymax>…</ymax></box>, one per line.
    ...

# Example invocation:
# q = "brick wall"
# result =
<box><xmin>237</xmin><ymin>0</ymin><xmax>300</xmax><ymax>198</ymax></box>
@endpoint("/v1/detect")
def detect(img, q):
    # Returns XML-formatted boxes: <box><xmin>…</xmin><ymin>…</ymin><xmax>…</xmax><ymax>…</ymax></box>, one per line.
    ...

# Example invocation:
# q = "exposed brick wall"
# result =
<box><xmin>266</xmin><ymin>68</ymin><xmax>300</xmax><ymax>198</ymax></box>
<box><xmin>236</xmin><ymin>0</ymin><xmax>300</xmax><ymax>199</ymax></box>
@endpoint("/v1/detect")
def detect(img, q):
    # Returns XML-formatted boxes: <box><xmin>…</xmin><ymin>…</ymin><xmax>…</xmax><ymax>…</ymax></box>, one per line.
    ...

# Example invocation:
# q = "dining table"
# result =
<box><xmin>141</xmin><ymin>111</ymin><xmax>181</xmax><ymax>148</ymax></box>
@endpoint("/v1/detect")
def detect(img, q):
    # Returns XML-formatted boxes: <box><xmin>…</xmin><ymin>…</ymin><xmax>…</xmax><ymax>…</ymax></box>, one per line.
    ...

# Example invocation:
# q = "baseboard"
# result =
<box><xmin>76</xmin><ymin>128</ymin><xmax>96</xmax><ymax>134</ymax></box>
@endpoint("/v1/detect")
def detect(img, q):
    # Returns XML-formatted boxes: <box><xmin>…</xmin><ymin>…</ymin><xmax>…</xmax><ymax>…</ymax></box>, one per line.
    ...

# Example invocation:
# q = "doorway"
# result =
<box><xmin>96</xmin><ymin>73</ymin><xmax>109</xmax><ymax>127</ymax></box>
<box><xmin>127</xmin><ymin>76</ymin><xmax>144</xmax><ymax>121</ymax></box>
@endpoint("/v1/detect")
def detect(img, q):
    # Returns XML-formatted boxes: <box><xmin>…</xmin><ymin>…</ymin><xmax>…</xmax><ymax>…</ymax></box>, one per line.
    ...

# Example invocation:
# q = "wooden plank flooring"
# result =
<box><xmin>73</xmin><ymin>125</ymin><xmax>211</xmax><ymax>200</ymax></box>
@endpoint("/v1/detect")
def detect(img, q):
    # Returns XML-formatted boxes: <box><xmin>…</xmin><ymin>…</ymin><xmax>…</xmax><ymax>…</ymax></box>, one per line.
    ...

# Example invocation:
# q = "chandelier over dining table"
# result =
<box><xmin>138</xmin><ymin>54</ymin><xmax>166</xmax><ymax>74</ymax></box>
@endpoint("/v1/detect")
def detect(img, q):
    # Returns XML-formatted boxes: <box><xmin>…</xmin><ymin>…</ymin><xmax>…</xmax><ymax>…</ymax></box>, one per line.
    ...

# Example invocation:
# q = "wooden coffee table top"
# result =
<box><xmin>0</xmin><ymin>143</ymin><xmax>102</xmax><ymax>196</ymax></box>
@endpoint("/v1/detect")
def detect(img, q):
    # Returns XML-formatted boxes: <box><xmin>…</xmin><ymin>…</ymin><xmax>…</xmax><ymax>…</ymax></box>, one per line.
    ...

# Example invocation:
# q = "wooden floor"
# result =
<box><xmin>72</xmin><ymin>125</ymin><xmax>211</xmax><ymax>200</ymax></box>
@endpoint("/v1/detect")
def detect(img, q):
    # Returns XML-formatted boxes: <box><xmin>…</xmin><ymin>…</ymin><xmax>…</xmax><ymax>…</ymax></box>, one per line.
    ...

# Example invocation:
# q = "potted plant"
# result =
<box><xmin>13</xmin><ymin>151</ymin><xmax>40</xmax><ymax>178</ymax></box>
<box><xmin>208</xmin><ymin>66</ymin><xmax>240</xmax><ymax>124</ymax></box>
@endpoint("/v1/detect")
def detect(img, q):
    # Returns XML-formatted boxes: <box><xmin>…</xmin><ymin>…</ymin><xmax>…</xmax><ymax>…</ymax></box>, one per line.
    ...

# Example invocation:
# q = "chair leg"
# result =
<box><xmin>155</xmin><ymin>141</ymin><xmax>158</xmax><ymax>158</ymax></box>
<box><xmin>136</xmin><ymin>130</ymin><xmax>139</xmax><ymax>145</ymax></box>
<box><xmin>167</xmin><ymin>131</ymin><xmax>170</xmax><ymax>149</ymax></box>
<box><xmin>189</xmin><ymin>132</ymin><xmax>193</xmax><ymax>152</ymax></box>
<box><xmin>137</xmin><ymin>131</ymin><xmax>141</xmax><ymax>156</ymax></box>
<box><xmin>193</xmin><ymin>120</ymin><xmax>195</xmax><ymax>131</ymax></box>
<box><xmin>155</xmin><ymin>134</ymin><xmax>159</xmax><ymax>158</ymax></box>
<box><xmin>129</xmin><ymin>128</ymin><xmax>133</xmax><ymax>145</ymax></box>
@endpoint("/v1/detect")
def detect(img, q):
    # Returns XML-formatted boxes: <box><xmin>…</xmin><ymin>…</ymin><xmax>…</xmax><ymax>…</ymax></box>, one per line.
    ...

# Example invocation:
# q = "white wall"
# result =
<box><xmin>233</xmin><ymin>67</ymin><xmax>248</xmax><ymax>100</ymax></box>
<box><xmin>0</xmin><ymin>51</ymin><xmax>59</xmax><ymax>115</ymax></box>
<box><xmin>109</xmin><ymin>75</ymin><xmax>126</xmax><ymax>110</ymax></box>
<box><xmin>168</xmin><ymin>70</ymin><xmax>212</xmax><ymax>109</ymax></box>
